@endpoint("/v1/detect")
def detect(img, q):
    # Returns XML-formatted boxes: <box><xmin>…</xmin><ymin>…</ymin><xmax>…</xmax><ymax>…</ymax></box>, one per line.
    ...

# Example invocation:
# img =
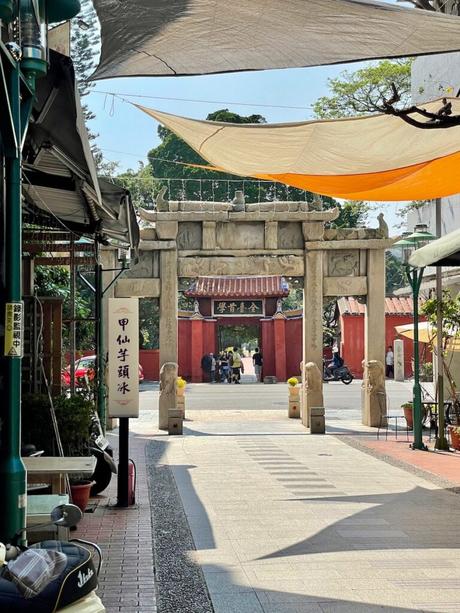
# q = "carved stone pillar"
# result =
<box><xmin>159</xmin><ymin>249</ymin><xmax>178</xmax><ymax>429</ymax></box>
<box><xmin>303</xmin><ymin>248</ymin><xmax>324</xmax><ymax>425</ymax></box>
<box><xmin>363</xmin><ymin>249</ymin><xmax>386</xmax><ymax>426</ymax></box>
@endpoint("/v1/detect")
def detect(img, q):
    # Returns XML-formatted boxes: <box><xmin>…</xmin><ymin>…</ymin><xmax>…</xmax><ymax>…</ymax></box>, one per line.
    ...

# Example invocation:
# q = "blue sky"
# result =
<box><xmin>88</xmin><ymin>58</ymin><xmax>406</xmax><ymax>232</ymax></box>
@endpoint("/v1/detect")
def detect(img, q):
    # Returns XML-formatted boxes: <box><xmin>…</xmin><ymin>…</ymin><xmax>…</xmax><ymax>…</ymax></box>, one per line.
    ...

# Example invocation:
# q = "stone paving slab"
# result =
<box><xmin>159</xmin><ymin>414</ymin><xmax>460</xmax><ymax>612</ymax></box>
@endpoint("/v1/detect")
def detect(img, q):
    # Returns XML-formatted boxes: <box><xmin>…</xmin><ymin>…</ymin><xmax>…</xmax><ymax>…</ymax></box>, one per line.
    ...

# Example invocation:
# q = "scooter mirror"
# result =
<box><xmin>51</xmin><ymin>504</ymin><xmax>83</xmax><ymax>528</ymax></box>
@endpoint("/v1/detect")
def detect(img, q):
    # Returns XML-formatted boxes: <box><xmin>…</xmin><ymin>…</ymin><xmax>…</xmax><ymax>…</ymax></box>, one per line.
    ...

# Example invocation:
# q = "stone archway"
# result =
<box><xmin>112</xmin><ymin>193</ymin><xmax>394</xmax><ymax>430</ymax></box>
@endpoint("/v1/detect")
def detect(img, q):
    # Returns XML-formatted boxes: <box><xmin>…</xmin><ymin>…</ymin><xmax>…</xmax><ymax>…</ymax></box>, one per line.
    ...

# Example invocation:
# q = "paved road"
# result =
<box><xmin>140</xmin><ymin>379</ymin><xmax>424</xmax><ymax>431</ymax></box>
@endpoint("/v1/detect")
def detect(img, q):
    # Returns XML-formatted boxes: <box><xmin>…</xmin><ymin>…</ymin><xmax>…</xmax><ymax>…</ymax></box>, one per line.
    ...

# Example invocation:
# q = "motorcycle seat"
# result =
<box><xmin>0</xmin><ymin>540</ymin><xmax>98</xmax><ymax>612</ymax></box>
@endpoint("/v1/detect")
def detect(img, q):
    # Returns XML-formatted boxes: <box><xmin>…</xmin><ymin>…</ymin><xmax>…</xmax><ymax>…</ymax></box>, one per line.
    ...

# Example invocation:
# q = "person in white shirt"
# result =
<box><xmin>385</xmin><ymin>346</ymin><xmax>394</xmax><ymax>378</ymax></box>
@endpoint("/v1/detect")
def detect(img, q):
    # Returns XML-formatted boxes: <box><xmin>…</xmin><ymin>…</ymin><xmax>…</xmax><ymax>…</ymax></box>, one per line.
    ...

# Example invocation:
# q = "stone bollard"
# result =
<box><xmin>288</xmin><ymin>385</ymin><xmax>301</xmax><ymax>418</ymax></box>
<box><xmin>310</xmin><ymin>407</ymin><xmax>325</xmax><ymax>434</ymax></box>
<box><xmin>176</xmin><ymin>394</ymin><xmax>185</xmax><ymax>419</ymax></box>
<box><xmin>168</xmin><ymin>409</ymin><xmax>183</xmax><ymax>435</ymax></box>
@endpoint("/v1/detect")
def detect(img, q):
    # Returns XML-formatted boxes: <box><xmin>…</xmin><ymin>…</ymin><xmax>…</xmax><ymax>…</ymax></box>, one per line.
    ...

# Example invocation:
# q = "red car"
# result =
<box><xmin>62</xmin><ymin>355</ymin><xmax>144</xmax><ymax>387</ymax></box>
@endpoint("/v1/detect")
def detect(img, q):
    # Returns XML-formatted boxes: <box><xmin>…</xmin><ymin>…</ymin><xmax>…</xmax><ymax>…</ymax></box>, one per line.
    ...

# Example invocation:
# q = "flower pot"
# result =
<box><xmin>403</xmin><ymin>406</ymin><xmax>413</xmax><ymax>429</ymax></box>
<box><xmin>70</xmin><ymin>481</ymin><xmax>92</xmax><ymax>512</ymax></box>
<box><xmin>289</xmin><ymin>386</ymin><xmax>299</xmax><ymax>396</ymax></box>
<box><xmin>449</xmin><ymin>426</ymin><xmax>460</xmax><ymax>451</ymax></box>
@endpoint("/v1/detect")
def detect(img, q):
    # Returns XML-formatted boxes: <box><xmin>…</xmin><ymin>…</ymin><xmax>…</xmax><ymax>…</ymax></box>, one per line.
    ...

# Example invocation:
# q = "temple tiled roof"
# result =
<box><xmin>338</xmin><ymin>296</ymin><xmax>414</xmax><ymax>316</ymax></box>
<box><xmin>185</xmin><ymin>276</ymin><xmax>289</xmax><ymax>298</ymax></box>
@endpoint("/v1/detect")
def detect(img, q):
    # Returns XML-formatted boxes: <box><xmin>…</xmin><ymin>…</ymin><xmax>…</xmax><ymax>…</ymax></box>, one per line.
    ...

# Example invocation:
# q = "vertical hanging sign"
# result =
<box><xmin>108</xmin><ymin>298</ymin><xmax>139</xmax><ymax>418</ymax></box>
<box><xmin>4</xmin><ymin>302</ymin><xmax>23</xmax><ymax>357</ymax></box>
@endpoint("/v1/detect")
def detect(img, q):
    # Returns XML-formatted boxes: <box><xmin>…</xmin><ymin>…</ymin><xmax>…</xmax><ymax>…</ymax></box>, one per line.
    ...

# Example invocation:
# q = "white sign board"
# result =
<box><xmin>108</xmin><ymin>298</ymin><xmax>139</xmax><ymax>418</ymax></box>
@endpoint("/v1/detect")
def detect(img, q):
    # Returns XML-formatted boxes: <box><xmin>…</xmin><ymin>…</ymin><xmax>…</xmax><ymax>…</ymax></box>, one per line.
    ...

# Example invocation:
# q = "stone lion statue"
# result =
<box><xmin>159</xmin><ymin>362</ymin><xmax>178</xmax><ymax>397</ymax></box>
<box><xmin>366</xmin><ymin>360</ymin><xmax>385</xmax><ymax>394</ymax></box>
<box><xmin>304</xmin><ymin>362</ymin><xmax>322</xmax><ymax>392</ymax></box>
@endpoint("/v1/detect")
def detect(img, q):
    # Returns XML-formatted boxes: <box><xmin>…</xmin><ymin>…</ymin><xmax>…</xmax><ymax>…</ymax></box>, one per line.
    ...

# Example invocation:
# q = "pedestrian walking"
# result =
<box><xmin>252</xmin><ymin>348</ymin><xmax>263</xmax><ymax>382</ymax></box>
<box><xmin>201</xmin><ymin>352</ymin><xmax>212</xmax><ymax>382</ymax></box>
<box><xmin>385</xmin><ymin>345</ymin><xmax>394</xmax><ymax>378</ymax></box>
<box><xmin>231</xmin><ymin>347</ymin><xmax>242</xmax><ymax>383</ymax></box>
<box><xmin>210</xmin><ymin>352</ymin><xmax>216</xmax><ymax>383</ymax></box>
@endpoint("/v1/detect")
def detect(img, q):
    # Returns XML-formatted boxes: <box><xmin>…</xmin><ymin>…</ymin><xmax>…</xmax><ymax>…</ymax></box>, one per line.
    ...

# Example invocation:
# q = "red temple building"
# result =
<box><xmin>138</xmin><ymin>277</ymin><xmax>421</xmax><ymax>382</ymax></box>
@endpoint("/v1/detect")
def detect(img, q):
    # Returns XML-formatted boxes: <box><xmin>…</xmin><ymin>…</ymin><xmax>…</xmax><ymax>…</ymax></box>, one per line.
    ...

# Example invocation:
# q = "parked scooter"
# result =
<box><xmin>89</xmin><ymin>409</ymin><xmax>117</xmax><ymax>496</ymax></box>
<box><xmin>323</xmin><ymin>363</ymin><xmax>354</xmax><ymax>385</ymax></box>
<box><xmin>0</xmin><ymin>504</ymin><xmax>105</xmax><ymax>612</ymax></box>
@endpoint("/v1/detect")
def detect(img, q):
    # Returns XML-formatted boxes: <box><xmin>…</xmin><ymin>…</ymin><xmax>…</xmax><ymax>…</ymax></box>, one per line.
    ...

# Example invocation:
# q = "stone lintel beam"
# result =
<box><xmin>179</xmin><ymin>249</ymin><xmax>304</xmax><ymax>257</ymax></box>
<box><xmin>323</xmin><ymin>276</ymin><xmax>367</xmax><ymax>297</ymax></box>
<box><xmin>141</xmin><ymin>211</ymin><xmax>230</xmax><ymax>222</ymax></box>
<box><xmin>139</xmin><ymin>240</ymin><xmax>176</xmax><ymax>251</ymax></box>
<box><xmin>306</xmin><ymin>238</ymin><xmax>397</xmax><ymax>250</ymax></box>
<box><xmin>140</xmin><ymin>209</ymin><xmax>341</xmax><ymax>223</ymax></box>
<box><xmin>178</xmin><ymin>255</ymin><xmax>304</xmax><ymax>277</ymax></box>
<box><xmin>115</xmin><ymin>278</ymin><xmax>161</xmax><ymax>298</ymax></box>
<box><xmin>229</xmin><ymin>209</ymin><xmax>339</xmax><ymax>221</ymax></box>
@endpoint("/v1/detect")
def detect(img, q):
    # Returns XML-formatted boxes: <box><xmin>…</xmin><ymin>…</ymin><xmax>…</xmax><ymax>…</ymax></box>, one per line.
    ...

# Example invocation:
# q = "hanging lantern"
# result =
<box><xmin>20</xmin><ymin>0</ymin><xmax>48</xmax><ymax>80</ymax></box>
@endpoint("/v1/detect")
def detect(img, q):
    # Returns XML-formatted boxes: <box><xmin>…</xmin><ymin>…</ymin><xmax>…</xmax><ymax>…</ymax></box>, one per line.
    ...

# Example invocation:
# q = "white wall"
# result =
<box><xmin>408</xmin><ymin>53</ymin><xmax>460</xmax><ymax>236</ymax></box>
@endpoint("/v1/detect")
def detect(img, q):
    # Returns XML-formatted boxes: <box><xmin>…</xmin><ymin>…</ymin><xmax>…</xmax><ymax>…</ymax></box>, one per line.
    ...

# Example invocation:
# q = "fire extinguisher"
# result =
<box><xmin>128</xmin><ymin>459</ymin><xmax>136</xmax><ymax>505</ymax></box>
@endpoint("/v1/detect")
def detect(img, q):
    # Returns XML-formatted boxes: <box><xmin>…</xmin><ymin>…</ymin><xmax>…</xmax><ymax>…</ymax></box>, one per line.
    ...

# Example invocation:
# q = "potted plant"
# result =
<box><xmin>401</xmin><ymin>402</ymin><xmax>413</xmax><ymax>429</ymax></box>
<box><xmin>449</xmin><ymin>426</ymin><xmax>460</xmax><ymax>451</ymax></box>
<box><xmin>177</xmin><ymin>376</ymin><xmax>187</xmax><ymax>396</ymax></box>
<box><xmin>287</xmin><ymin>377</ymin><xmax>299</xmax><ymax>396</ymax></box>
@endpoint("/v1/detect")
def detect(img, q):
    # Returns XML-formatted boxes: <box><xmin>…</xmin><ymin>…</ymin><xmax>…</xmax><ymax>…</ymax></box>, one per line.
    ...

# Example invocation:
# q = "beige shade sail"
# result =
<box><xmin>92</xmin><ymin>0</ymin><xmax>460</xmax><ymax>80</ymax></box>
<box><xmin>138</xmin><ymin>99</ymin><xmax>460</xmax><ymax>201</ymax></box>
<box><xmin>396</xmin><ymin>322</ymin><xmax>460</xmax><ymax>351</ymax></box>
<box><xmin>395</xmin><ymin>321</ymin><xmax>437</xmax><ymax>344</ymax></box>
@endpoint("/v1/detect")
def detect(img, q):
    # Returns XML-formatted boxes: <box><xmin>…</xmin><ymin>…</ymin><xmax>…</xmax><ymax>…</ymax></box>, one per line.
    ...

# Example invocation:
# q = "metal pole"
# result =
<box><xmin>95</xmin><ymin>260</ymin><xmax>106</xmax><ymax>431</ymax></box>
<box><xmin>0</xmin><ymin>62</ymin><xmax>26</xmax><ymax>543</ymax></box>
<box><xmin>69</xmin><ymin>235</ymin><xmax>76</xmax><ymax>395</ymax></box>
<box><xmin>434</xmin><ymin>198</ymin><xmax>448</xmax><ymax>450</ymax></box>
<box><xmin>411</xmin><ymin>267</ymin><xmax>426</xmax><ymax>451</ymax></box>
<box><xmin>117</xmin><ymin>417</ymin><xmax>129</xmax><ymax>507</ymax></box>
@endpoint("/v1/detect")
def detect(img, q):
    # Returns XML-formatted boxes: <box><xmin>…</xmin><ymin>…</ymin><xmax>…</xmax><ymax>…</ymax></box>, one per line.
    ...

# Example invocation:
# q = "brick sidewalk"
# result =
<box><xmin>74</xmin><ymin>430</ymin><xmax>157</xmax><ymax>613</ymax></box>
<box><xmin>350</xmin><ymin>434</ymin><xmax>460</xmax><ymax>487</ymax></box>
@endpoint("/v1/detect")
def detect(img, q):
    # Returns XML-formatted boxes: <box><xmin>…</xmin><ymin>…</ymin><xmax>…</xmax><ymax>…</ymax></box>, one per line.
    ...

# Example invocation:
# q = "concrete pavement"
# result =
<box><xmin>143</xmin><ymin>382</ymin><xmax>460</xmax><ymax>612</ymax></box>
<box><xmin>79</xmin><ymin>381</ymin><xmax>460</xmax><ymax>612</ymax></box>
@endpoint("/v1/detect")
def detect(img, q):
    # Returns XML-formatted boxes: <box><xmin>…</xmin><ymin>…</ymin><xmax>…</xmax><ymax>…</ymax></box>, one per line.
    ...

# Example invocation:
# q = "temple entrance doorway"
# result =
<box><xmin>217</xmin><ymin>323</ymin><xmax>260</xmax><ymax>354</ymax></box>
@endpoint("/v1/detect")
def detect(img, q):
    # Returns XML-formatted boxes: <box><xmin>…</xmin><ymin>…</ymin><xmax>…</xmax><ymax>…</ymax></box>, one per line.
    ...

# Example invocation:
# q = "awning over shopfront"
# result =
<box><xmin>410</xmin><ymin>228</ymin><xmax>460</xmax><ymax>267</ymax></box>
<box><xmin>23</xmin><ymin>50</ymin><xmax>139</xmax><ymax>251</ymax></box>
<box><xmin>92</xmin><ymin>0</ymin><xmax>460</xmax><ymax>80</ymax></box>
<box><xmin>137</xmin><ymin>101</ymin><xmax>460</xmax><ymax>201</ymax></box>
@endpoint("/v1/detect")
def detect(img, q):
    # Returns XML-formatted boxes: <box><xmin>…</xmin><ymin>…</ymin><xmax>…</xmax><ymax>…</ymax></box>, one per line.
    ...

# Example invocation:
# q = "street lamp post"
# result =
<box><xmin>394</xmin><ymin>224</ymin><xmax>436</xmax><ymax>451</ymax></box>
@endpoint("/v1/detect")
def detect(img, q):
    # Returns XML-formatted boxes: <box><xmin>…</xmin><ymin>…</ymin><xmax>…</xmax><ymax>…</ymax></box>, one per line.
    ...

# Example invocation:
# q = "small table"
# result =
<box><xmin>24</xmin><ymin>456</ymin><xmax>96</xmax><ymax>494</ymax></box>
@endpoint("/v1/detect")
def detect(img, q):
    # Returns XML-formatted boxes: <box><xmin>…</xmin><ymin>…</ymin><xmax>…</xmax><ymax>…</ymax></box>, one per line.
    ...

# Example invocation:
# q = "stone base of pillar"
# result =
<box><xmin>302</xmin><ymin>362</ymin><xmax>324</xmax><ymax>428</ymax></box>
<box><xmin>288</xmin><ymin>397</ymin><xmax>300</xmax><ymax>418</ymax></box>
<box><xmin>362</xmin><ymin>360</ymin><xmax>386</xmax><ymax>427</ymax></box>
<box><xmin>302</xmin><ymin>391</ymin><xmax>324</xmax><ymax>428</ymax></box>
<box><xmin>159</xmin><ymin>362</ymin><xmax>178</xmax><ymax>430</ymax></box>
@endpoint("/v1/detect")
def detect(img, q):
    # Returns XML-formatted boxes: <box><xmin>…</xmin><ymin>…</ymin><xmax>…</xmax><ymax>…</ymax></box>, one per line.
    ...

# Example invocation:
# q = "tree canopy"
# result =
<box><xmin>313</xmin><ymin>59</ymin><xmax>412</xmax><ymax>119</ymax></box>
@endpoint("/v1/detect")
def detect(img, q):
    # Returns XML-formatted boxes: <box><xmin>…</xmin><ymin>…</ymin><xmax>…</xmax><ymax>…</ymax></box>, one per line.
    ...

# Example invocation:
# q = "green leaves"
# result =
<box><xmin>313</xmin><ymin>59</ymin><xmax>413</xmax><ymax>119</ymax></box>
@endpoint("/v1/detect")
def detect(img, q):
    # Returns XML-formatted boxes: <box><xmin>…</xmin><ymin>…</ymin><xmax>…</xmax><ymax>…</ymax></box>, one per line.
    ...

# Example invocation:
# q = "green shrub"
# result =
<box><xmin>22</xmin><ymin>393</ymin><xmax>93</xmax><ymax>456</ymax></box>
<box><xmin>420</xmin><ymin>362</ymin><xmax>433</xmax><ymax>382</ymax></box>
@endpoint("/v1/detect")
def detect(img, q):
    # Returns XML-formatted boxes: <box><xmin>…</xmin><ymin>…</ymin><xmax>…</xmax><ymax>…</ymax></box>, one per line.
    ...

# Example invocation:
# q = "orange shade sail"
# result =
<box><xmin>138</xmin><ymin>101</ymin><xmax>460</xmax><ymax>201</ymax></box>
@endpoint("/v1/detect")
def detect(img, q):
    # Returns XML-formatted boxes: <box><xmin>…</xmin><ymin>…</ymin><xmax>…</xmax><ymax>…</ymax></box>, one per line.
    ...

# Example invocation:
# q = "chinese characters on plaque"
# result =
<box><xmin>4</xmin><ymin>302</ymin><xmax>23</xmax><ymax>357</ymax></box>
<box><xmin>108</xmin><ymin>298</ymin><xmax>139</xmax><ymax>418</ymax></box>
<box><xmin>212</xmin><ymin>300</ymin><xmax>264</xmax><ymax>317</ymax></box>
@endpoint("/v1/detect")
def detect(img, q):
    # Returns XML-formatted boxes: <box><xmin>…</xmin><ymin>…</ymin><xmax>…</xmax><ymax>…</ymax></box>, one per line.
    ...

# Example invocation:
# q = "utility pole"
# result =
<box><xmin>434</xmin><ymin>198</ymin><xmax>449</xmax><ymax>450</ymax></box>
